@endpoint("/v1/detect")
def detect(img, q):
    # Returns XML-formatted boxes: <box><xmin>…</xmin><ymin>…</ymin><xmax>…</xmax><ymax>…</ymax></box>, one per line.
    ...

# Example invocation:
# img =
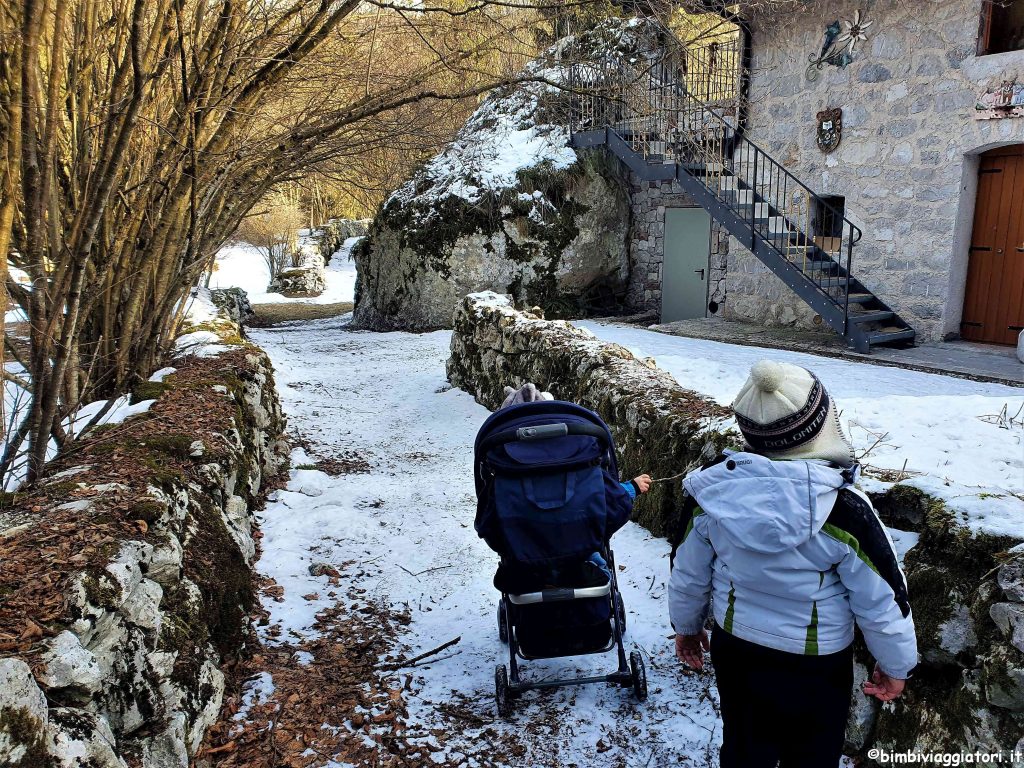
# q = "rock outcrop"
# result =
<box><xmin>314</xmin><ymin>218</ymin><xmax>370</xmax><ymax>262</ymax></box>
<box><xmin>268</xmin><ymin>241</ymin><xmax>326</xmax><ymax>297</ymax></box>
<box><xmin>448</xmin><ymin>292</ymin><xmax>1024</xmax><ymax>761</ymax></box>
<box><xmin>0</xmin><ymin>297</ymin><xmax>287</xmax><ymax>766</ymax></box>
<box><xmin>352</xmin><ymin>23</ymin><xmax>646</xmax><ymax>331</ymax></box>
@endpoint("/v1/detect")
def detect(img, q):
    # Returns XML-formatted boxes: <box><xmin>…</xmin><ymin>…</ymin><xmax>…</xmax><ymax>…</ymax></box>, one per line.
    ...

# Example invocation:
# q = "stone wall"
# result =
<box><xmin>627</xmin><ymin>175</ymin><xmax>729</xmax><ymax>317</ymax></box>
<box><xmin>314</xmin><ymin>218</ymin><xmax>370</xmax><ymax>262</ymax></box>
<box><xmin>0</xmin><ymin>296</ymin><xmax>287</xmax><ymax>766</ymax></box>
<box><xmin>448</xmin><ymin>293</ymin><xmax>1024</xmax><ymax>760</ymax></box>
<box><xmin>726</xmin><ymin>0</ymin><xmax>1024</xmax><ymax>342</ymax></box>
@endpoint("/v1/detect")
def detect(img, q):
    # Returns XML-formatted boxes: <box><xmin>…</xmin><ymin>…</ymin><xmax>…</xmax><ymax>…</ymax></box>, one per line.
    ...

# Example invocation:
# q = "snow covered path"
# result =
<box><xmin>247</xmin><ymin>316</ymin><xmax>723</xmax><ymax>767</ymax></box>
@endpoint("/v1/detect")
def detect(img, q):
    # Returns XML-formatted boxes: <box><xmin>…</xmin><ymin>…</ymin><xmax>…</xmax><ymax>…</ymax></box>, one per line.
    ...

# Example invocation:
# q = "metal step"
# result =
<box><xmin>850</xmin><ymin>311</ymin><xmax>896</xmax><ymax>325</ymax></box>
<box><xmin>867</xmin><ymin>328</ymin><xmax>916</xmax><ymax>345</ymax></box>
<box><xmin>845</xmin><ymin>292</ymin><xmax>875</xmax><ymax>304</ymax></box>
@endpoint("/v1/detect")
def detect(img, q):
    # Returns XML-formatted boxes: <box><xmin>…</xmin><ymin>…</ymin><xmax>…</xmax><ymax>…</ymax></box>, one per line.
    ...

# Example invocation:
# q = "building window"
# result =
<box><xmin>979</xmin><ymin>1</ymin><xmax>1024</xmax><ymax>56</ymax></box>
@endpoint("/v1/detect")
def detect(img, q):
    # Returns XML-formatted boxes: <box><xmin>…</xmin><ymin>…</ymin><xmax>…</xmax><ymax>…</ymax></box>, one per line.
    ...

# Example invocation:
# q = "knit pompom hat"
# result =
<box><xmin>732</xmin><ymin>360</ymin><xmax>855</xmax><ymax>468</ymax></box>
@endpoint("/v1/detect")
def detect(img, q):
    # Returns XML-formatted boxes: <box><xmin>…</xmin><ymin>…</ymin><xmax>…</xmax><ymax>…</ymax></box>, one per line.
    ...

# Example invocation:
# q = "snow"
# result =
<box><xmin>578</xmin><ymin>321</ymin><xmax>1024</xmax><ymax>539</ymax></box>
<box><xmin>233</xmin><ymin>672</ymin><xmax>276</xmax><ymax>724</ymax></box>
<box><xmin>386</xmin><ymin>83</ymin><xmax>577</xmax><ymax>210</ymax></box>
<box><xmin>174</xmin><ymin>330</ymin><xmax>230</xmax><ymax>358</ymax></box>
<box><xmin>209</xmin><ymin>236</ymin><xmax>359</xmax><ymax>305</ymax></box>
<box><xmin>249</xmin><ymin>316</ymin><xmax>725</xmax><ymax>765</ymax></box>
<box><xmin>149</xmin><ymin>367</ymin><xmax>176</xmax><ymax>383</ymax></box>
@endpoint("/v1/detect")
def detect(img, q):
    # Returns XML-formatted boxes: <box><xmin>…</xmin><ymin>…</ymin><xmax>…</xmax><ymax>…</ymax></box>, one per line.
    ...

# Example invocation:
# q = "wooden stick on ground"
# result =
<box><xmin>384</xmin><ymin>636</ymin><xmax>461</xmax><ymax>670</ymax></box>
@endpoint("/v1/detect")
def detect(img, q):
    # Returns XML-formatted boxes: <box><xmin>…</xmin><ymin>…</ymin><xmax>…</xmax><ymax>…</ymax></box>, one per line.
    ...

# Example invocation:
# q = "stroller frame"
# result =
<box><xmin>494</xmin><ymin>546</ymin><xmax>647</xmax><ymax>716</ymax></box>
<box><xmin>474</xmin><ymin>401</ymin><xmax>648</xmax><ymax>716</ymax></box>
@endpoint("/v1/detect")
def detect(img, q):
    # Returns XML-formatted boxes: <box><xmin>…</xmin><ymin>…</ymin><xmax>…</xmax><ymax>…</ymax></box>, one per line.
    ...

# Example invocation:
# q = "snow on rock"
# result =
<box><xmin>351</xmin><ymin>22</ymin><xmax>659</xmax><ymax>331</ymax></box>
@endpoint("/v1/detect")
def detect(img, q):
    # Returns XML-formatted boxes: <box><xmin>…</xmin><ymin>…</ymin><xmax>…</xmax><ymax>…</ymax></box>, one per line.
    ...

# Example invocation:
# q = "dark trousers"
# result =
<box><xmin>710</xmin><ymin>624</ymin><xmax>853</xmax><ymax>768</ymax></box>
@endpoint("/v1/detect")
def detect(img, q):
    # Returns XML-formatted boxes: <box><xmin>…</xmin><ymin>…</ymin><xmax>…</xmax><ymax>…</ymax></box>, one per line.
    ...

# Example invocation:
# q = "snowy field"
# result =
<box><xmin>579</xmin><ymin>321</ymin><xmax>1024</xmax><ymax>539</ymax></box>
<box><xmin>209</xmin><ymin>235</ymin><xmax>359</xmax><ymax>305</ymax></box>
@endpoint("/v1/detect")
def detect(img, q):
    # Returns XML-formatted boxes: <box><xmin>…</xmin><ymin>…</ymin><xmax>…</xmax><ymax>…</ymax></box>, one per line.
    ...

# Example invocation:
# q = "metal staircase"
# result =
<box><xmin>563</xmin><ymin>34</ymin><xmax>916</xmax><ymax>353</ymax></box>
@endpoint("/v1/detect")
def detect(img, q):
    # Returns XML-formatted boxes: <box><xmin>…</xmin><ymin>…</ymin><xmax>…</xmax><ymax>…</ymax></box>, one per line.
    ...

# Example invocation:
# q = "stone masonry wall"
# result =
<box><xmin>448</xmin><ymin>293</ymin><xmax>1024</xmax><ymax>761</ymax></box>
<box><xmin>627</xmin><ymin>175</ymin><xmax>729</xmax><ymax>317</ymax></box>
<box><xmin>0</xmin><ymin>295</ymin><xmax>287</xmax><ymax>767</ymax></box>
<box><xmin>727</xmin><ymin>0</ymin><xmax>1024</xmax><ymax>342</ymax></box>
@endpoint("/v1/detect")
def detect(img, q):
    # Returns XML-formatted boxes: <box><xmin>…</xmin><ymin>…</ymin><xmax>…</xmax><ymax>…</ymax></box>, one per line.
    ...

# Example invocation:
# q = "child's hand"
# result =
<box><xmin>862</xmin><ymin>663</ymin><xmax>906</xmax><ymax>702</ymax></box>
<box><xmin>675</xmin><ymin>631</ymin><xmax>710</xmax><ymax>671</ymax></box>
<box><xmin>633</xmin><ymin>474</ymin><xmax>652</xmax><ymax>494</ymax></box>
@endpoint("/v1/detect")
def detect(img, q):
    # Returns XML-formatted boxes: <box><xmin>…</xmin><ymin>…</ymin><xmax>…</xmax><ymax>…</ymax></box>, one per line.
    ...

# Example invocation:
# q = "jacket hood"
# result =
<box><xmin>682</xmin><ymin>452</ymin><xmax>847</xmax><ymax>553</ymax></box>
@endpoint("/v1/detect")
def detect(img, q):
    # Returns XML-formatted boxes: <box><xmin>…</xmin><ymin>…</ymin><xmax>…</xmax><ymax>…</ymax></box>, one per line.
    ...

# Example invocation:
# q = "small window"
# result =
<box><xmin>980</xmin><ymin>0</ymin><xmax>1024</xmax><ymax>55</ymax></box>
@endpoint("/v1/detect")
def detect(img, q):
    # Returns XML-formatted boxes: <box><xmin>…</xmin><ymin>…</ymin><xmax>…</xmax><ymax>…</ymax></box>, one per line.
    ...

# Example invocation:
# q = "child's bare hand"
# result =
<box><xmin>675</xmin><ymin>631</ymin><xmax>710</xmax><ymax>671</ymax></box>
<box><xmin>633</xmin><ymin>474</ymin><xmax>652</xmax><ymax>494</ymax></box>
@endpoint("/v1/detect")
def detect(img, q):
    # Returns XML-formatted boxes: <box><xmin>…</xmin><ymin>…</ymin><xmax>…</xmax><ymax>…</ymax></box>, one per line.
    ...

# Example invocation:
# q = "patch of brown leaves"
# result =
<box><xmin>199</xmin><ymin>566</ymin><xmax>435</xmax><ymax>768</ymax></box>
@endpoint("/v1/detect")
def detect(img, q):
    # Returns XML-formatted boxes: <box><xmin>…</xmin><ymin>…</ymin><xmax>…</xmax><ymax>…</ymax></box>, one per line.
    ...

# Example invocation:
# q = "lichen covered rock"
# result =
<box><xmin>267</xmin><ymin>241</ymin><xmax>326</xmax><ymax>297</ymax></box>
<box><xmin>851</xmin><ymin>486</ymin><xmax>1024</xmax><ymax>761</ymax></box>
<box><xmin>352</xmin><ymin>25</ymin><xmax>644</xmax><ymax>331</ymax></box>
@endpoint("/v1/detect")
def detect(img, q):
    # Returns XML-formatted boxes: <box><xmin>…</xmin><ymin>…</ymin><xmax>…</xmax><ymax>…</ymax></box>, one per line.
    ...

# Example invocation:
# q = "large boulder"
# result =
<box><xmin>352</xmin><ymin>23</ymin><xmax>647</xmax><ymax>331</ymax></box>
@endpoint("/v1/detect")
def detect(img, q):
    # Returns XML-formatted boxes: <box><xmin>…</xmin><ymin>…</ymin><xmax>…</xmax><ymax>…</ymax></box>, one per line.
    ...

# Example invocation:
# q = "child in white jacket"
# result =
<box><xmin>669</xmin><ymin>360</ymin><xmax>918</xmax><ymax>768</ymax></box>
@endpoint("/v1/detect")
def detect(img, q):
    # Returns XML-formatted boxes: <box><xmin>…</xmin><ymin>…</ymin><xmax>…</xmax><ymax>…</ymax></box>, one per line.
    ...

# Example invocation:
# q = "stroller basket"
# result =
<box><xmin>474</xmin><ymin>400</ymin><xmax>648</xmax><ymax>716</ymax></box>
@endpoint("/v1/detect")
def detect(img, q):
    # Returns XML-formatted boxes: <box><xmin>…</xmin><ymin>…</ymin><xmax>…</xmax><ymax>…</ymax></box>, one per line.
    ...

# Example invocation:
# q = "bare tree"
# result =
<box><xmin>0</xmin><ymin>0</ymin><xmax>565</xmax><ymax>484</ymax></box>
<box><xmin>235</xmin><ymin>198</ymin><xmax>306</xmax><ymax>284</ymax></box>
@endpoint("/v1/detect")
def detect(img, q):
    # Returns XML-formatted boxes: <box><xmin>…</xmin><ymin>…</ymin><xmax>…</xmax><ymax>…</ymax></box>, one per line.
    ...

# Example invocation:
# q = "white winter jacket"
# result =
<box><xmin>668</xmin><ymin>452</ymin><xmax>919</xmax><ymax>679</ymax></box>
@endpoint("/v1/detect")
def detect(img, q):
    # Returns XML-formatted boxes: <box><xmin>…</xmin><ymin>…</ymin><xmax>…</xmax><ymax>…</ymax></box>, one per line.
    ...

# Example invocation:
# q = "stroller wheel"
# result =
<box><xmin>495</xmin><ymin>665</ymin><xmax>513</xmax><ymax>717</ymax></box>
<box><xmin>614</xmin><ymin>592</ymin><xmax>627</xmax><ymax>634</ymax></box>
<box><xmin>629</xmin><ymin>651</ymin><xmax>648</xmax><ymax>702</ymax></box>
<box><xmin>497</xmin><ymin>599</ymin><xmax>509</xmax><ymax>644</ymax></box>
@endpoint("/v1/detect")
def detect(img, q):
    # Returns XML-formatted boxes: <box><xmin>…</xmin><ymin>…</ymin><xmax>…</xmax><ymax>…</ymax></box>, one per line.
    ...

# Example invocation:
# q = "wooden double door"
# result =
<box><xmin>962</xmin><ymin>145</ymin><xmax>1024</xmax><ymax>345</ymax></box>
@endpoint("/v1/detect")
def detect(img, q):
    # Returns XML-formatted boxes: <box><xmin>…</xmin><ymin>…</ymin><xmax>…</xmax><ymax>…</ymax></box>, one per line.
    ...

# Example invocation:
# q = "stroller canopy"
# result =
<box><xmin>473</xmin><ymin>401</ymin><xmax>620</xmax><ymax>495</ymax></box>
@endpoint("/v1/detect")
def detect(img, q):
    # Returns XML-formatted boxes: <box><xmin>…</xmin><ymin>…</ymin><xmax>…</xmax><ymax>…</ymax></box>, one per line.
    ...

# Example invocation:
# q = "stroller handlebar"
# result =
<box><xmin>478</xmin><ymin>422</ymin><xmax>609</xmax><ymax>455</ymax></box>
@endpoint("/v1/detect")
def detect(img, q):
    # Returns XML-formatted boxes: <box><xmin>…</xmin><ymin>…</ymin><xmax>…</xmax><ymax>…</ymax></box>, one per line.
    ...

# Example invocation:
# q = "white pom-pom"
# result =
<box><xmin>750</xmin><ymin>360</ymin><xmax>786</xmax><ymax>393</ymax></box>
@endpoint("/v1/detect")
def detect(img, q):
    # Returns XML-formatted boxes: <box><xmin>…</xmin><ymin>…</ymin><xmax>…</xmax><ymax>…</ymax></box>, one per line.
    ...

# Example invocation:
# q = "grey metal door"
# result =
<box><xmin>662</xmin><ymin>207</ymin><xmax>711</xmax><ymax>323</ymax></box>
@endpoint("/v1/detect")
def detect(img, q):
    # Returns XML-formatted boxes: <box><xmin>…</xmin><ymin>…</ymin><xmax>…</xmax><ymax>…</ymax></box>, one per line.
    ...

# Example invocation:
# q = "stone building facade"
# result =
<box><xmin>724</xmin><ymin>0</ymin><xmax>1024</xmax><ymax>343</ymax></box>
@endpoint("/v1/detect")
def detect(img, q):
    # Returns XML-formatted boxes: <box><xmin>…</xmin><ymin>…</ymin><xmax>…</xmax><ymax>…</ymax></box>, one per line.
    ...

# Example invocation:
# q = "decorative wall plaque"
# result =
<box><xmin>816</xmin><ymin>108</ymin><xmax>843</xmax><ymax>152</ymax></box>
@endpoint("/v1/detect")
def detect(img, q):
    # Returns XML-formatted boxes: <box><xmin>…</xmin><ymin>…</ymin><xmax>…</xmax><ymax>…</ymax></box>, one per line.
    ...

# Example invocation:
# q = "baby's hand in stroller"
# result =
<box><xmin>633</xmin><ymin>474</ymin><xmax>652</xmax><ymax>494</ymax></box>
<box><xmin>675</xmin><ymin>630</ymin><xmax>710</xmax><ymax>671</ymax></box>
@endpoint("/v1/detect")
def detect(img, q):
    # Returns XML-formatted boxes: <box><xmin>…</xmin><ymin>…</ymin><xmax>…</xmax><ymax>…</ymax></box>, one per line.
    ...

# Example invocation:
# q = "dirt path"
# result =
<box><xmin>201</xmin><ymin>315</ymin><xmax>723</xmax><ymax>768</ymax></box>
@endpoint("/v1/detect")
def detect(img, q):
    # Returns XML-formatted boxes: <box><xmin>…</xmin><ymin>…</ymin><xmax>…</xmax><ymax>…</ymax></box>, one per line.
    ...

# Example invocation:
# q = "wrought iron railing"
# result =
<box><xmin>563</xmin><ymin>28</ymin><xmax>862</xmax><ymax>331</ymax></box>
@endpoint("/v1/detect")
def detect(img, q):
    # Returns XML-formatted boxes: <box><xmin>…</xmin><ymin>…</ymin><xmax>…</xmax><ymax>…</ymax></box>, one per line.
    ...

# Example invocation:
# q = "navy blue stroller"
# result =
<box><xmin>474</xmin><ymin>400</ymin><xmax>648</xmax><ymax>716</ymax></box>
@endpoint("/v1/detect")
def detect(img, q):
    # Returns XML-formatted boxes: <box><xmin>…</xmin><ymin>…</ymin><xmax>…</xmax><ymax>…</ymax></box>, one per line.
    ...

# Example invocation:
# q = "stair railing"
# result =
<box><xmin>565</xmin><ymin>29</ymin><xmax>861</xmax><ymax>332</ymax></box>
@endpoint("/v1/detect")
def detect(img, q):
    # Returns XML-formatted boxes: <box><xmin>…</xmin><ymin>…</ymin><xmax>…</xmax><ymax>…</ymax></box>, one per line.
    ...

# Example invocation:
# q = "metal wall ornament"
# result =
<box><xmin>806</xmin><ymin>10</ymin><xmax>874</xmax><ymax>82</ymax></box>
<box><xmin>816</xmin><ymin>108</ymin><xmax>843</xmax><ymax>152</ymax></box>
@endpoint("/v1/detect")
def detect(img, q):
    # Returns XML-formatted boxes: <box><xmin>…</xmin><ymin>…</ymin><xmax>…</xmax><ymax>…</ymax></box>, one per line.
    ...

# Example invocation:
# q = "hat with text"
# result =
<box><xmin>732</xmin><ymin>360</ymin><xmax>855</xmax><ymax>468</ymax></box>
